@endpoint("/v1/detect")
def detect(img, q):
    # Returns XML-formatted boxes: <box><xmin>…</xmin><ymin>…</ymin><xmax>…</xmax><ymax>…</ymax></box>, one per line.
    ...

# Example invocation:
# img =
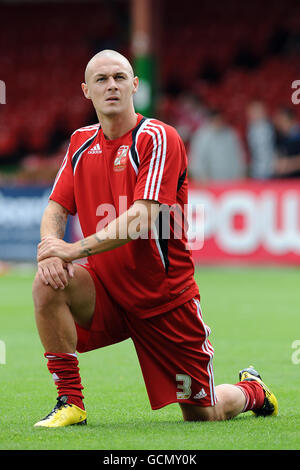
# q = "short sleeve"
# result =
<box><xmin>133</xmin><ymin>122</ymin><xmax>185</xmax><ymax>206</ymax></box>
<box><xmin>49</xmin><ymin>143</ymin><xmax>77</xmax><ymax>215</ymax></box>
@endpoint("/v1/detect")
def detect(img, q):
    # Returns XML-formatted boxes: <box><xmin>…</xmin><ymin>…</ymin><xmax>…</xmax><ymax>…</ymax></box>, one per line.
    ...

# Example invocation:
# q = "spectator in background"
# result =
<box><xmin>157</xmin><ymin>90</ymin><xmax>206</xmax><ymax>151</ymax></box>
<box><xmin>188</xmin><ymin>108</ymin><xmax>246</xmax><ymax>182</ymax></box>
<box><xmin>172</xmin><ymin>92</ymin><xmax>207</xmax><ymax>149</ymax></box>
<box><xmin>273</xmin><ymin>106</ymin><xmax>300</xmax><ymax>178</ymax></box>
<box><xmin>246</xmin><ymin>100</ymin><xmax>276</xmax><ymax>179</ymax></box>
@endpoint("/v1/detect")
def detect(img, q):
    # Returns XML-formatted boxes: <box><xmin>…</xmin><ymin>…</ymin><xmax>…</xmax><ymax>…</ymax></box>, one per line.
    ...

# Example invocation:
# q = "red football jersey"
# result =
<box><xmin>50</xmin><ymin>114</ymin><xmax>199</xmax><ymax>318</ymax></box>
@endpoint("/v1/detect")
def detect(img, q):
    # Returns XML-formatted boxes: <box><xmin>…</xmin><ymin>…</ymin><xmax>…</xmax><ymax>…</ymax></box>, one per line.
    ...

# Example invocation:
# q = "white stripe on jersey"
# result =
<box><xmin>143</xmin><ymin>128</ymin><xmax>160</xmax><ymax>199</ymax></box>
<box><xmin>152</xmin><ymin>123</ymin><xmax>167</xmax><ymax>200</ymax></box>
<box><xmin>128</xmin><ymin>149</ymin><xmax>138</xmax><ymax>175</ymax></box>
<box><xmin>134</xmin><ymin>118</ymin><xmax>150</xmax><ymax>166</ymax></box>
<box><xmin>192</xmin><ymin>298</ymin><xmax>217</xmax><ymax>406</ymax></box>
<box><xmin>50</xmin><ymin>144</ymin><xmax>70</xmax><ymax>197</ymax></box>
<box><xmin>73</xmin><ymin>128</ymin><xmax>99</xmax><ymax>174</ymax></box>
<box><xmin>141</xmin><ymin>121</ymin><xmax>167</xmax><ymax>201</ymax></box>
<box><xmin>148</xmin><ymin>127</ymin><xmax>163</xmax><ymax>199</ymax></box>
<box><xmin>51</xmin><ymin>129</ymin><xmax>99</xmax><ymax>194</ymax></box>
<box><xmin>71</xmin><ymin>124</ymin><xmax>100</xmax><ymax>135</ymax></box>
<box><xmin>128</xmin><ymin>118</ymin><xmax>151</xmax><ymax>174</ymax></box>
<box><xmin>151</xmin><ymin>223</ymin><xmax>166</xmax><ymax>270</ymax></box>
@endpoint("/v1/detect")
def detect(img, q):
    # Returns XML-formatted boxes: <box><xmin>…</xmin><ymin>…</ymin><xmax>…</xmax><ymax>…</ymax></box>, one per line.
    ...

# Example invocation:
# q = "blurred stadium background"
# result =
<box><xmin>1</xmin><ymin>0</ymin><xmax>300</xmax><ymax>267</ymax></box>
<box><xmin>1</xmin><ymin>2</ymin><xmax>300</xmax><ymax>450</ymax></box>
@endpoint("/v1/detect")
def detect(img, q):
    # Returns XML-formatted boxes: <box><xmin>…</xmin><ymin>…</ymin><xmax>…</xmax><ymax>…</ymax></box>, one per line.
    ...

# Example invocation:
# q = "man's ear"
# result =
<box><xmin>132</xmin><ymin>76</ymin><xmax>139</xmax><ymax>95</ymax></box>
<box><xmin>81</xmin><ymin>82</ymin><xmax>91</xmax><ymax>100</ymax></box>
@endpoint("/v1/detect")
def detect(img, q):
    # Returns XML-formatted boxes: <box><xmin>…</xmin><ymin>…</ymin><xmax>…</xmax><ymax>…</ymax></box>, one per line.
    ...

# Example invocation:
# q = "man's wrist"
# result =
<box><xmin>73</xmin><ymin>239</ymin><xmax>93</xmax><ymax>259</ymax></box>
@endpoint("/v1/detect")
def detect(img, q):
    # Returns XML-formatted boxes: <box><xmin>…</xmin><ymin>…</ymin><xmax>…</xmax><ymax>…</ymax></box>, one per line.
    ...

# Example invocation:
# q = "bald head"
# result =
<box><xmin>81</xmin><ymin>49</ymin><xmax>139</xmax><ymax>121</ymax></box>
<box><xmin>84</xmin><ymin>49</ymin><xmax>134</xmax><ymax>83</ymax></box>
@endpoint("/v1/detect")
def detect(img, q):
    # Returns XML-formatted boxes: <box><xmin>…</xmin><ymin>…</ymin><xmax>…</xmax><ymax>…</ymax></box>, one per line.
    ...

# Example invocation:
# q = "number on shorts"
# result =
<box><xmin>176</xmin><ymin>374</ymin><xmax>191</xmax><ymax>399</ymax></box>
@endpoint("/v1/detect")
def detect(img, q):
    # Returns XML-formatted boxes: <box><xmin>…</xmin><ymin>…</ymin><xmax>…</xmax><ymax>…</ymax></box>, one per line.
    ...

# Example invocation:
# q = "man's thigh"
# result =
<box><xmin>71</xmin><ymin>263</ymin><xmax>130</xmax><ymax>353</ymax></box>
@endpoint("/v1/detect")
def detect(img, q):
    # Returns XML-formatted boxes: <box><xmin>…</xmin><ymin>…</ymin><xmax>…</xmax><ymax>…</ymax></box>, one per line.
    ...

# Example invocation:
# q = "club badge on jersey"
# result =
<box><xmin>113</xmin><ymin>145</ymin><xmax>129</xmax><ymax>172</ymax></box>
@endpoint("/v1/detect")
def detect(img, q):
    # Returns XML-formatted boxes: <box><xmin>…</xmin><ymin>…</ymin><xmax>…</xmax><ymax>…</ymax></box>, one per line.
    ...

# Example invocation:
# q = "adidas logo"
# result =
<box><xmin>193</xmin><ymin>388</ymin><xmax>207</xmax><ymax>400</ymax></box>
<box><xmin>88</xmin><ymin>143</ymin><xmax>102</xmax><ymax>154</ymax></box>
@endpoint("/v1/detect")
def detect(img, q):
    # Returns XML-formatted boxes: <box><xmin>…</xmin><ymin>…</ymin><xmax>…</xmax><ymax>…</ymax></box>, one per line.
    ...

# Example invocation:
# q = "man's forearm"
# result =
<box><xmin>74</xmin><ymin>208</ymin><xmax>139</xmax><ymax>258</ymax></box>
<box><xmin>73</xmin><ymin>200</ymin><xmax>160</xmax><ymax>259</ymax></box>
<box><xmin>37</xmin><ymin>200</ymin><xmax>160</xmax><ymax>263</ymax></box>
<box><xmin>40</xmin><ymin>201</ymin><xmax>69</xmax><ymax>240</ymax></box>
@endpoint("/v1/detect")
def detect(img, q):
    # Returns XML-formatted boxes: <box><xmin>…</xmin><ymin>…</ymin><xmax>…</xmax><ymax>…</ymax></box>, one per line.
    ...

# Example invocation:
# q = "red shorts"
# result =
<box><xmin>75</xmin><ymin>264</ymin><xmax>217</xmax><ymax>410</ymax></box>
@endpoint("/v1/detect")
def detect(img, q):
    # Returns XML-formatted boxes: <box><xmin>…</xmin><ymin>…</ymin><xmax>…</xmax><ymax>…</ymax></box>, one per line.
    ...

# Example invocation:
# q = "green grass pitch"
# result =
<box><xmin>1</xmin><ymin>265</ymin><xmax>300</xmax><ymax>450</ymax></box>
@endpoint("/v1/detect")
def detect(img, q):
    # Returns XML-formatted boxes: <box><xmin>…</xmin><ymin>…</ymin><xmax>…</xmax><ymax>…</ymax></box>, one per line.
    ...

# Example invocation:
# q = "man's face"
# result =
<box><xmin>82</xmin><ymin>55</ymin><xmax>138</xmax><ymax>117</ymax></box>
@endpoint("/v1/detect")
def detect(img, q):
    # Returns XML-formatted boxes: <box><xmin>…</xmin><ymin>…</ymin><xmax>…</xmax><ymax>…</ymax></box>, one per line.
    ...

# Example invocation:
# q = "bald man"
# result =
<box><xmin>33</xmin><ymin>50</ymin><xmax>278</xmax><ymax>427</ymax></box>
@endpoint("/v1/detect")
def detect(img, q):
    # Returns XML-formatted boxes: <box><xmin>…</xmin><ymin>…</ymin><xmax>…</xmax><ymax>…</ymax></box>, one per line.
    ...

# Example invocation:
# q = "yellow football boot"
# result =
<box><xmin>239</xmin><ymin>366</ymin><xmax>278</xmax><ymax>417</ymax></box>
<box><xmin>34</xmin><ymin>395</ymin><xmax>87</xmax><ymax>427</ymax></box>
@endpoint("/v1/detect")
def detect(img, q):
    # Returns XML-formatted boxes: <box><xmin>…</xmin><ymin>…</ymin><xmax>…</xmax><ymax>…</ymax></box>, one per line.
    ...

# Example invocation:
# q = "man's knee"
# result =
<box><xmin>32</xmin><ymin>272</ymin><xmax>67</xmax><ymax>313</ymax></box>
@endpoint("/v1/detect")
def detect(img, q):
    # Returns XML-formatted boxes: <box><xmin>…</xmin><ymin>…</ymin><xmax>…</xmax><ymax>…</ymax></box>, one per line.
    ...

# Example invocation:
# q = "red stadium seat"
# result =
<box><xmin>1</xmin><ymin>0</ymin><xmax>300</xmax><ymax>161</ymax></box>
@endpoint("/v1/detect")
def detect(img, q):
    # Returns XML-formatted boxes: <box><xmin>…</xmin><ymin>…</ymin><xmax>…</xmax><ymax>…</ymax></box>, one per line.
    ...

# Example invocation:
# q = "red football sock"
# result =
<box><xmin>45</xmin><ymin>352</ymin><xmax>85</xmax><ymax>410</ymax></box>
<box><xmin>235</xmin><ymin>380</ymin><xmax>265</xmax><ymax>412</ymax></box>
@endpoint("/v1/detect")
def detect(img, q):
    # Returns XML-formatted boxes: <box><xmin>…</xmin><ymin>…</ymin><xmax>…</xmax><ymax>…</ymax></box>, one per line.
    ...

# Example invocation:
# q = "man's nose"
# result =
<box><xmin>107</xmin><ymin>77</ymin><xmax>118</xmax><ymax>89</ymax></box>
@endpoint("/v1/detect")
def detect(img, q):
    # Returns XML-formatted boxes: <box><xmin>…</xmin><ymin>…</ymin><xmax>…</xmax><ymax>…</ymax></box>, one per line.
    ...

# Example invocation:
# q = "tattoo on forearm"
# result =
<box><xmin>79</xmin><ymin>234</ymin><xmax>105</xmax><ymax>257</ymax></box>
<box><xmin>93</xmin><ymin>233</ymin><xmax>103</xmax><ymax>244</ymax></box>
<box><xmin>80</xmin><ymin>239</ymin><xmax>93</xmax><ymax>257</ymax></box>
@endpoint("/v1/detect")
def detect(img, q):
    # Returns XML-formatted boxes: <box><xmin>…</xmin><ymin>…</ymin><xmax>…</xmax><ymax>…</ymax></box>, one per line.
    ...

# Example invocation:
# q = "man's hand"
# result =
<box><xmin>38</xmin><ymin>256</ymin><xmax>74</xmax><ymax>290</ymax></box>
<box><xmin>38</xmin><ymin>236</ymin><xmax>78</xmax><ymax>263</ymax></box>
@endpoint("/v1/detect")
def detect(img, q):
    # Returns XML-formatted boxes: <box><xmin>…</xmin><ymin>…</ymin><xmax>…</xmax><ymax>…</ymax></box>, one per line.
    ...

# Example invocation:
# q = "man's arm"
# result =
<box><xmin>40</xmin><ymin>200</ymin><xmax>69</xmax><ymax>239</ymax></box>
<box><xmin>37</xmin><ymin>200</ymin><xmax>74</xmax><ymax>289</ymax></box>
<box><xmin>37</xmin><ymin>200</ymin><xmax>161</xmax><ymax>263</ymax></box>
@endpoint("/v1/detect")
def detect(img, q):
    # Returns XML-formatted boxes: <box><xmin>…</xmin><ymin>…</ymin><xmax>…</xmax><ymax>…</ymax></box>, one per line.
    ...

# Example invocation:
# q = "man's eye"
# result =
<box><xmin>97</xmin><ymin>77</ymin><xmax>105</xmax><ymax>82</ymax></box>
